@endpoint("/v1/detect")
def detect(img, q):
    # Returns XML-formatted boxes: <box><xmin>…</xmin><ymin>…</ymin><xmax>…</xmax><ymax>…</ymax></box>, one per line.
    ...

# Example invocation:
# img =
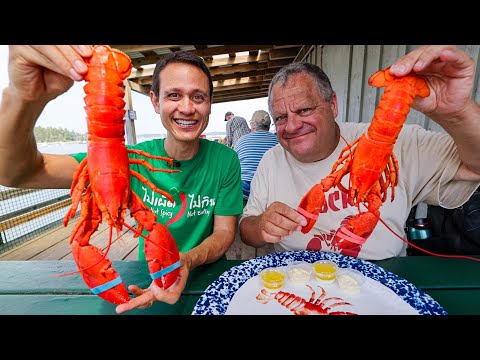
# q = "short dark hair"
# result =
<box><xmin>268</xmin><ymin>62</ymin><xmax>334</xmax><ymax>114</ymax></box>
<box><xmin>151</xmin><ymin>51</ymin><xmax>213</xmax><ymax>99</ymax></box>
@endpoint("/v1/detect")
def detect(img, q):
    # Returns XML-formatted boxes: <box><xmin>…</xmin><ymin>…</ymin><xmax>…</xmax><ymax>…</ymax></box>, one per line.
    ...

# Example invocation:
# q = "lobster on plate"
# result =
<box><xmin>256</xmin><ymin>285</ymin><xmax>356</xmax><ymax>315</ymax></box>
<box><xmin>62</xmin><ymin>45</ymin><xmax>184</xmax><ymax>305</ymax></box>
<box><xmin>297</xmin><ymin>67</ymin><xmax>430</xmax><ymax>253</ymax></box>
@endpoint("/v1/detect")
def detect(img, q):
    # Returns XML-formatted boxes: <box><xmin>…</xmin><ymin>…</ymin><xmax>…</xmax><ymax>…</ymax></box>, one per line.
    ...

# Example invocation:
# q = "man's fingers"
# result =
<box><xmin>268</xmin><ymin>202</ymin><xmax>307</xmax><ymax>229</ymax></box>
<box><xmin>28</xmin><ymin>45</ymin><xmax>88</xmax><ymax>81</ymax></box>
<box><xmin>277</xmin><ymin>203</ymin><xmax>307</xmax><ymax>226</ymax></box>
<box><xmin>259</xmin><ymin>202</ymin><xmax>308</xmax><ymax>243</ymax></box>
<box><xmin>261</xmin><ymin>229</ymin><xmax>283</xmax><ymax>244</ymax></box>
<box><xmin>115</xmin><ymin>291</ymin><xmax>155</xmax><ymax>314</ymax></box>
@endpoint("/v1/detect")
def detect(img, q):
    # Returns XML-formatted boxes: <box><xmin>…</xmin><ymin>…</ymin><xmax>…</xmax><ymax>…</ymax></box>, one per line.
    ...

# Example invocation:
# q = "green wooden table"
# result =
<box><xmin>0</xmin><ymin>255</ymin><xmax>479</xmax><ymax>315</ymax></box>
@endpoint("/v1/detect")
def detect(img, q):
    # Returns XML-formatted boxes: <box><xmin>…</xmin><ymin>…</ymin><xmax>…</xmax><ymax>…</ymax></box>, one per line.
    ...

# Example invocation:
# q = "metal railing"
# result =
<box><xmin>0</xmin><ymin>186</ymin><xmax>78</xmax><ymax>254</ymax></box>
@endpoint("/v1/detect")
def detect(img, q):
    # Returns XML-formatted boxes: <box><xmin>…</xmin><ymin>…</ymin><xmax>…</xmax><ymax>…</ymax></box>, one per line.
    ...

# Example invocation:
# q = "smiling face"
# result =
<box><xmin>271</xmin><ymin>72</ymin><xmax>339</xmax><ymax>163</ymax></box>
<box><xmin>150</xmin><ymin>62</ymin><xmax>211</xmax><ymax>145</ymax></box>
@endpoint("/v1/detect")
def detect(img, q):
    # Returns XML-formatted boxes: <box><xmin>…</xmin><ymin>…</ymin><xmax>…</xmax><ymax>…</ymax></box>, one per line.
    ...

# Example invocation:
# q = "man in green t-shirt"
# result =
<box><xmin>0</xmin><ymin>46</ymin><xmax>243</xmax><ymax>314</ymax></box>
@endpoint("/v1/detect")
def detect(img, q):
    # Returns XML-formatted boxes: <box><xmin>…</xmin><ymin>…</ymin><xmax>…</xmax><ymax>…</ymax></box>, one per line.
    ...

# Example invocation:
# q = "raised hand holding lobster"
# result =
<box><xmin>389</xmin><ymin>45</ymin><xmax>480</xmax><ymax>179</ymax></box>
<box><xmin>389</xmin><ymin>45</ymin><xmax>475</xmax><ymax>117</ymax></box>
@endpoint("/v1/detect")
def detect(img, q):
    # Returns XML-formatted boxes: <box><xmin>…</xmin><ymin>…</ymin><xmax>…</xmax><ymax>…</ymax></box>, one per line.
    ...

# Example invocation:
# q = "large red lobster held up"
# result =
<box><xmin>62</xmin><ymin>45</ymin><xmax>184</xmax><ymax>305</ymax></box>
<box><xmin>297</xmin><ymin>67</ymin><xmax>430</xmax><ymax>254</ymax></box>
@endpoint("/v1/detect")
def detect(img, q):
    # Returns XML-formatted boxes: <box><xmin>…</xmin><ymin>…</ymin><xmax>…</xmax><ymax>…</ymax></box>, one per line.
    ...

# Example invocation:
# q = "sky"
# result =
<box><xmin>0</xmin><ymin>45</ymin><xmax>269</xmax><ymax>135</ymax></box>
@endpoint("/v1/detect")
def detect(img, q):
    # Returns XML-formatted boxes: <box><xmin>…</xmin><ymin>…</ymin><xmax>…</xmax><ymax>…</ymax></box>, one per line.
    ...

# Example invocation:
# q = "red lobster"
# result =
<box><xmin>297</xmin><ymin>67</ymin><xmax>430</xmax><ymax>252</ymax></box>
<box><xmin>256</xmin><ymin>285</ymin><xmax>356</xmax><ymax>315</ymax></box>
<box><xmin>63</xmin><ymin>45</ymin><xmax>183</xmax><ymax>305</ymax></box>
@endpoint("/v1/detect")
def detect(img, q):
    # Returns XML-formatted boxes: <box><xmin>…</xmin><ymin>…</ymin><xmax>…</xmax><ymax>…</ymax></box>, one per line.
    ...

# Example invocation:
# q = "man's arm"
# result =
<box><xmin>437</xmin><ymin>100</ymin><xmax>480</xmax><ymax>181</ymax></box>
<box><xmin>0</xmin><ymin>45</ymin><xmax>91</xmax><ymax>189</ymax></box>
<box><xmin>183</xmin><ymin>214</ymin><xmax>237</xmax><ymax>269</ymax></box>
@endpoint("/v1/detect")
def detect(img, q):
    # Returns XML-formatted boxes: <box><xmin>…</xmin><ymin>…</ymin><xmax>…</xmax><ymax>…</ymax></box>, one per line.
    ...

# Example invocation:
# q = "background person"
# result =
<box><xmin>0</xmin><ymin>46</ymin><xmax>244</xmax><ymax>313</ymax></box>
<box><xmin>239</xmin><ymin>45</ymin><xmax>480</xmax><ymax>261</ymax></box>
<box><xmin>225</xmin><ymin>115</ymin><xmax>251</xmax><ymax>148</ymax></box>
<box><xmin>234</xmin><ymin>110</ymin><xmax>279</xmax><ymax>205</ymax></box>
<box><xmin>224</xmin><ymin>111</ymin><xmax>234</xmax><ymax>122</ymax></box>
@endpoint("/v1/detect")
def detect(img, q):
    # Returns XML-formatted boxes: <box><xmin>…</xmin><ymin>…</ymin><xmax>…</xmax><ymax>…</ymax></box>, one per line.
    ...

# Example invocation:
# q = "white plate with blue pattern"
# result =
<box><xmin>192</xmin><ymin>251</ymin><xmax>447</xmax><ymax>315</ymax></box>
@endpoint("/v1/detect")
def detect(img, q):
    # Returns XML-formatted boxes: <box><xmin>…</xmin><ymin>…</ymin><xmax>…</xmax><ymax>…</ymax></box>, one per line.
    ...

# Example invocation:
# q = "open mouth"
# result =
<box><xmin>174</xmin><ymin>119</ymin><xmax>198</xmax><ymax>128</ymax></box>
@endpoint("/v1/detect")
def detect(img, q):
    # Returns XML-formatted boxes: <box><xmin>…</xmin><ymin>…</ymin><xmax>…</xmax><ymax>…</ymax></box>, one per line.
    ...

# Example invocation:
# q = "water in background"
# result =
<box><xmin>0</xmin><ymin>141</ymin><xmax>88</xmax><ymax>245</ymax></box>
<box><xmin>37</xmin><ymin>141</ymin><xmax>88</xmax><ymax>155</ymax></box>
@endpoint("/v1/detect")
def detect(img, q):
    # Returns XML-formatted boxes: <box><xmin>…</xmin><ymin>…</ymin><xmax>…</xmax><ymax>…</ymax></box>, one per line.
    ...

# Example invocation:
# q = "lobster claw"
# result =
<box><xmin>129</xmin><ymin>192</ymin><xmax>181</xmax><ymax>289</ymax></box>
<box><xmin>71</xmin><ymin>241</ymin><xmax>130</xmax><ymax>304</ymax></box>
<box><xmin>297</xmin><ymin>183</ymin><xmax>326</xmax><ymax>233</ymax></box>
<box><xmin>144</xmin><ymin>223</ymin><xmax>181</xmax><ymax>289</ymax></box>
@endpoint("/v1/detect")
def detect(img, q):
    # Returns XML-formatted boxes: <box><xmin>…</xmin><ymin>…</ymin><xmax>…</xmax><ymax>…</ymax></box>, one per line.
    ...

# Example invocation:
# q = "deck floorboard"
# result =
<box><xmin>0</xmin><ymin>215</ymin><xmax>275</xmax><ymax>261</ymax></box>
<box><xmin>0</xmin><ymin>215</ymin><xmax>139</xmax><ymax>261</ymax></box>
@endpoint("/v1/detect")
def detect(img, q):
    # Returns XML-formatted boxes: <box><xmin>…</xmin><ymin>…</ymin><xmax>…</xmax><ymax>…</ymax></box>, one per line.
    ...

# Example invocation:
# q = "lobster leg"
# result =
<box><xmin>128</xmin><ymin>192</ymin><xmax>181</xmax><ymax>289</ymax></box>
<box><xmin>69</xmin><ymin>187</ymin><xmax>130</xmax><ymax>305</ymax></box>
<box><xmin>297</xmin><ymin>137</ymin><xmax>360</xmax><ymax>233</ymax></box>
<box><xmin>63</xmin><ymin>159</ymin><xmax>89</xmax><ymax>226</ymax></box>
<box><xmin>297</xmin><ymin>166</ymin><xmax>350</xmax><ymax>233</ymax></box>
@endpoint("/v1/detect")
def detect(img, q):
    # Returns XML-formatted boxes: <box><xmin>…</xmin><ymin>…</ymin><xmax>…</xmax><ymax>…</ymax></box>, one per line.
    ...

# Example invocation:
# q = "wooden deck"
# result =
<box><xmin>0</xmin><ymin>215</ymin><xmax>140</xmax><ymax>261</ymax></box>
<box><xmin>0</xmin><ymin>215</ymin><xmax>274</xmax><ymax>261</ymax></box>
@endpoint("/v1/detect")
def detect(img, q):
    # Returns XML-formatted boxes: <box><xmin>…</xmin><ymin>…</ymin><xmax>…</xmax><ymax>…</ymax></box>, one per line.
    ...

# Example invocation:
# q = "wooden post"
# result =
<box><xmin>124</xmin><ymin>80</ymin><xmax>137</xmax><ymax>145</ymax></box>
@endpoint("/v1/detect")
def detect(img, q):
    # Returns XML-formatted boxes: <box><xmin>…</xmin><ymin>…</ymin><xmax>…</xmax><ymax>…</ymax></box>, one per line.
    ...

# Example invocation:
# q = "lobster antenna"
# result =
<box><xmin>54</xmin><ymin>226</ymin><xmax>118</xmax><ymax>277</ymax></box>
<box><xmin>121</xmin><ymin>221</ymin><xmax>175</xmax><ymax>255</ymax></box>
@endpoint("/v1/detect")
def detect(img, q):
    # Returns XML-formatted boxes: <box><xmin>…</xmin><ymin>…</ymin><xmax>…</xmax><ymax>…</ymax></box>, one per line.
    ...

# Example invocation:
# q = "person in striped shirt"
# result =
<box><xmin>234</xmin><ymin>110</ymin><xmax>279</xmax><ymax>205</ymax></box>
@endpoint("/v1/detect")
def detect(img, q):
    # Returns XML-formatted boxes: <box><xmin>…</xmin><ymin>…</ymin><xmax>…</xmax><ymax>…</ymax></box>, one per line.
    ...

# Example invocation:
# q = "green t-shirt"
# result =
<box><xmin>71</xmin><ymin>138</ymin><xmax>243</xmax><ymax>259</ymax></box>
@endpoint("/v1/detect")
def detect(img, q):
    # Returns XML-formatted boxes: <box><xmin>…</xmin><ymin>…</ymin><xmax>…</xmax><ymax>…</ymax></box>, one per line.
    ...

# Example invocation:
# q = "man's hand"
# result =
<box><xmin>389</xmin><ymin>45</ymin><xmax>475</xmax><ymax>119</ymax></box>
<box><xmin>256</xmin><ymin>201</ymin><xmax>307</xmax><ymax>244</ymax></box>
<box><xmin>115</xmin><ymin>256</ymin><xmax>190</xmax><ymax>314</ymax></box>
<box><xmin>7</xmin><ymin>45</ymin><xmax>93</xmax><ymax>102</ymax></box>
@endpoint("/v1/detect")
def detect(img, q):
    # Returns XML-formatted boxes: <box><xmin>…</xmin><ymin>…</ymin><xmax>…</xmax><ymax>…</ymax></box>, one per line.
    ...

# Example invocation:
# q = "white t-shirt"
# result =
<box><xmin>240</xmin><ymin>122</ymin><xmax>480</xmax><ymax>260</ymax></box>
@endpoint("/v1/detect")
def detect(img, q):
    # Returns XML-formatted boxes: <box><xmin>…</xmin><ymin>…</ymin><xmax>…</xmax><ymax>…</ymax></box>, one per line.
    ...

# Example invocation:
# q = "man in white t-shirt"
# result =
<box><xmin>239</xmin><ymin>45</ymin><xmax>480</xmax><ymax>261</ymax></box>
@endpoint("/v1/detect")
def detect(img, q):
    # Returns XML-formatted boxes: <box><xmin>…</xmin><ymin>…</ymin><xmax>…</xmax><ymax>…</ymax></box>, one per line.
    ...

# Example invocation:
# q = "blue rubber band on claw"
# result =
<box><xmin>150</xmin><ymin>260</ymin><xmax>181</xmax><ymax>281</ymax></box>
<box><xmin>90</xmin><ymin>276</ymin><xmax>123</xmax><ymax>295</ymax></box>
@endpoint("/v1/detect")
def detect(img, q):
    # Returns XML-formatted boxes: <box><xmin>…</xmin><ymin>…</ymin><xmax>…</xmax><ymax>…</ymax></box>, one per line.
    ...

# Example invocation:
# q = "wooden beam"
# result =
<box><xmin>127</xmin><ymin>80</ymin><xmax>150</xmax><ymax>96</ymax></box>
<box><xmin>267</xmin><ymin>58</ymin><xmax>294</xmax><ymax>68</ymax></box>
<box><xmin>210</xmin><ymin>62</ymin><xmax>268</xmax><ymax>76</ymax></box>
<box><xmin>131</xmin><ymin>45</ymin><xmax>274</xmax><ymax>68</ymax></box>
<box><xmin>213</xmin><ymin>92</ymin><xmax>269</xmax><ymax>104</ymax></box>
<box><xmin>269</xmin><ymin>46</ymin><xmax>303</xmax><ymax>60</ymax></box>
<box><xmin>215</xmin><ymin>85</ymin><xmax>271</xmax><ymax>96</ymax></box>
<box><xmin>112</xmin><ymin>45</ymin><xmax>179</xmax><ymax>53</ymax></box>
<box><xmin>294</xmin><ymin>45</ymin><xmax>314</xmax><ymax>62</ymax></box>
<box><xmin>214</xmin><ymin>79</ymin><xmax>272</xmax><ymax>91</ymax></box>
<box><xmin>204</xmin><ymin>53</ymin><xmax>269</xmax><ymax>67</ymax></box>
<box><xmin>211</xmin><ymin>70</ymin><xmax>267</xmax><ymax>82</ymax></box>
<box><xmin>213</xmin><ymin>75</ymin><xmax>268</xmax><ymax>87</ymax></box>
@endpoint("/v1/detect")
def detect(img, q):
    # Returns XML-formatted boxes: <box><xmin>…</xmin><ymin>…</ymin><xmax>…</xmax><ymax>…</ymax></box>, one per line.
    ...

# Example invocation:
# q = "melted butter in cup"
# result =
<box><xmin>259</xmin><ymin>267</ymin><xmax>286</xmax><ymax>291</ymax></box>
<box><xmin>313</xmin><ymin>260</ymin><xmax>338</xmax><ymax>284</ymax></box>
